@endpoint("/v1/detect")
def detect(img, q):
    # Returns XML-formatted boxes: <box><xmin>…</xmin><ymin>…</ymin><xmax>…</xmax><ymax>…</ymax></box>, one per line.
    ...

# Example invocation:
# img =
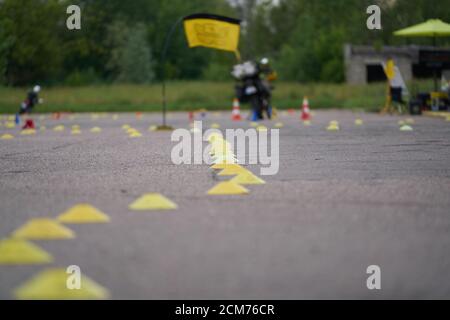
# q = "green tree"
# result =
<box><xmin>0</xmin><ymin>0</ymin><xmax>65</xmax><ymax>86</ymax></box>
<box><xmin>117</xmin><ymin>24</ymin><xmax>155</xmax><ymax>83</ymax></box>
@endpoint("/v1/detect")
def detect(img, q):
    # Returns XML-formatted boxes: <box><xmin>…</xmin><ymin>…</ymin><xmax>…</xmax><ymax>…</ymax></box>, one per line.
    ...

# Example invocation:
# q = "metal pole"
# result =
<box><xmin>433</xmin><ymin>35</ymin><xmax>438</xmax><ymax>92</ymax></box>
<box><xmin>161</xmin><ymin>16</ymin><xmax>184</xmax><ymax>127</ymax></box>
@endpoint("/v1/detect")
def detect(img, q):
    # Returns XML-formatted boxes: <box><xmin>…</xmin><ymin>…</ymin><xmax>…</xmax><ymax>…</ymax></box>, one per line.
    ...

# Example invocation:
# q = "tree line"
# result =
<box><xmin>0</xmin><ymin>0</ymin><xmax>449</xmax><ymax>86</ymax></box>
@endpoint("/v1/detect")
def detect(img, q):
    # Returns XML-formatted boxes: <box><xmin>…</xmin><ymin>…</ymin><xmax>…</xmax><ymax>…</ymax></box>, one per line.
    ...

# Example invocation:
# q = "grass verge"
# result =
<box><xmin>0</xmin><ymin>80</ymin><xmax>435</xmax><ymax>114</ymax></box>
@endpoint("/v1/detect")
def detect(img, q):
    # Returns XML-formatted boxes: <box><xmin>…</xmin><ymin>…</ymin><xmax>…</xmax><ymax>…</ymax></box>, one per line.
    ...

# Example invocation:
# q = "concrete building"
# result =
<box><xmin>344</xmin><ymin>44</ymin><xmax>449</xmax><ymax>85</ymax></box>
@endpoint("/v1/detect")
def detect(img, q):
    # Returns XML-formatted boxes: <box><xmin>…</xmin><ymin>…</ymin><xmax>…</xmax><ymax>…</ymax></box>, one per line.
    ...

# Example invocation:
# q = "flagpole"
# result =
<box><xmin>159</xmin><ymin>16</ymin><xmax>184</xmax><ymax>130</ymax></box>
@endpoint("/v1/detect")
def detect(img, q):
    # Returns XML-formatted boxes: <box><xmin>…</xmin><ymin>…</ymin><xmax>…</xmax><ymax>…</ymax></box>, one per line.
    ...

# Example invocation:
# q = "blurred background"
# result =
<box><xmin>0</xmin><ymin>0</ymin><xmax>449</xmax><ymax>112</ymax></box>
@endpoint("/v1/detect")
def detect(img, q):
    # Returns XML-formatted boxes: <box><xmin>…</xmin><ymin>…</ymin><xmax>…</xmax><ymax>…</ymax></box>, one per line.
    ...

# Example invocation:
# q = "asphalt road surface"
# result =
<box><xmin>1</xmin><ymin>110</ymin><xmax>450</xmax><ymax>299</ymax></box>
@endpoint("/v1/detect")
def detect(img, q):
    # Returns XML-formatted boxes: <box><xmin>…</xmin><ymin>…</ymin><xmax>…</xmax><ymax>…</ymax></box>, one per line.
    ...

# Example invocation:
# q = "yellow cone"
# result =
<box><xmin>303</xmin><ymin>120</ymin><xmax>311</xmax><ymax>126</ymax></box>
<box><xmin>400</xmin><ymin>124</ymin><xmax>413</xmax><ymax>131</ymax></box>
<box><xmin>211</xmin><ymin>162</ymin><xmax>236</xmax><ymax>170</ymax></box>
<box><xmin>256</xmin><ymin>125</ymin><xmax>268</xmax><ymax>132</ymax></box>
<box><xmin>53</xmin><ymin>125</ymin><xmax>65</xmax><ymax>132</ymax></box>
<box><xmin>129</xmin><ymin>131</ymin><xmax>142</xmax><ymax>138</ymax></box>
<box><xmin>1</xmin><ymin>134</ymin><xmax>14</xmax><ymax>140</ymax></box>
<box><xmin>58</xmin><ymin>204</ymin><xmax>110</xmax><ymax>224</ymax></box>
<box><xmin>207</xmin><ymin>181</ymin><xmax>250</xmax><ymax>195</ymax></box>
<box><xmin>13</xmin><ymin>218</ymin><xmax>75</xmax><ymax>240</ymax></box>
<box><xmin>249</xmin><ymin>122</ymin><xmax>258</xmax><ymax>127</ymax></box>
<box><xmin>71</xmin><ymin>129</ymin><xmax>81</xmax><ymax>135</ymax></box>
<box><xmin>129</xmin><ymin>193</ymin><xmax>177</xmax><ymax>210</ymax></box>
<box><xmin>327</xmin><ymin>124</ymin><xmax>339</xmax><ymax>131</ymax></box>
<box><xmin>355</xmin><ymin>119</ymin><xmax>363</xmax><ymax>126</ymax></box>
<box><xmin>14</xmin><ymin>268</ymin><xmax>110</xmax><ymax>300</ymax></box>
<box><xmin>72</xmin><ymin>125</ymin><xmax>80</xmax><ymax>130</ymax></box>
<box><xmin>210</xmin><ymin>123</ymin><xmax>221</xmax><ymax>129</ymax></box>
<box><xmin>274</xmin><ymin>122</ymin><xmax>284</xmax><ymax>128</ymax></box>
<box><xmin>0</xmin><ymin>238</ymin><xmax>53</xmax><ymax>265</ymax></box>
<box><xmin>20</xmin><ymin>129</ymin><xmax>36</xmax><ymax>135</ymax></box>
<box><xmin>122</xmin><ymin>124</ymin><xmax>130</xmax><ymax>130</ymax></box>
<box><xmin>148</xmin><ymin>125</ymin><xmax>157</xmax><ymax>131</ymax></box>
<box><xmin>5</xmin><ymin>121</ymin><xmax>15</xmax><ymax>128</ymax></box>
<box><xmin>217</xmin><ymin>164</ymin><xmax>251</xmax><ymax>176</ymax></box>
<box><xmin>90</xmin><ymin>127</ymin><xmax>102</xmax><ymax>133</ymax></box>
<box><xmin>230</xmin><ymin>172</ymin><xmax>266</xmax><ymax>185</ymax></box>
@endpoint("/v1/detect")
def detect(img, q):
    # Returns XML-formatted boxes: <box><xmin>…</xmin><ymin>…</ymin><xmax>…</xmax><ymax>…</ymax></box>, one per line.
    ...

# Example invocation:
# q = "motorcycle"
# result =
<box><xmin>232</xmin><ymin>61</ymin><xmax>272</xmax><ymax>121</ymax></box>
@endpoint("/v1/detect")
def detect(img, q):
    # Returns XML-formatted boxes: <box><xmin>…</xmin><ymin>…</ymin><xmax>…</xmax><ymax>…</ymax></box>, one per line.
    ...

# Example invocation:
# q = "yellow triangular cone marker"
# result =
<box><xmin>400</xmin><ymin>124</ymin><xmax>413</xmax><ymax>131</ymax></box>
<box><xmin>217</xmin><ymin>164</ymin><xmax>251</xmax><ymax>176</ymax></box>
<box><xmin>1</xmin><ymin>134</ymin><xmax>14</xmax><ymax>140</ymax></box>
<box><xmin>0</xmin><ymin>238</ymin><xmax>53</xmax><ymax>265</ymax></box>
<box><xmin>210</xmin><ymin>123</ymin><xmax>221</xmax><ymax>129</ymax></box>
<box><xmin>327</xmin><ymin>123</ymin><xmax>339</xmax><ymax>131</ymax></box>
<box><xmin>355</xmin><ymin>119</ymin><xmax>363</xmax><ymax>126</ymax></box>
<box><xmin>129</xmin><ymin>132</ymin><xmax>142</xmax><ymax>138</ymax></box>
<box><xmin>230</xmin><ymin>172</ymin><xmax>266</xmax><ymax>185</ymax></box>
<box><xmin>13</xmin><ymin>218</ymin><xmax>75</xmax><ymax>240</ymax></box>
<box><xmin>256</xmin><ymin>125</ymin><xmax>268</xmax><ymax>132</ymax></box>
<box><xmin>211</xmin><ymin>163</ymin><xmax>236</xmax><ymax>170</ymax></box>
<box><xmin>274</xmin><ymin>122</ymin><xmax>284</xmax><ymax>128</ymax></box>
<box><xmin>14</xmin><ymin>268</ymin><xmax>110</xmax><ymax>300</ymax></box>
<box><xmin>122</xmin><ymin>124</ymin><xmax>130</xmax><ymax>130</ymax></box>
<box><xmin>148</xmin><ymin>125</ymin><xmax>157</xmax><ymax>131</ymax></box>
<box><xmin>71</xmin><ymin>129</ymin><xmax>81</xmax><ymax>135</ymax></box>
<box><xmin>90</xmin><ymin>127</ymin><xmax>102</xmax><ymax>133</ymax></box>
<box><xmin>58</xmin><ymin>204</ymin><xmax>110</xmax><ymax>224</ymax></box>
<box><xmin>53</xmin><ymin>125</ymin><xmax>65</xmax><ymax>132</ymax></box>
<box><xmin>207</xmin><ymin>181</ymin><xmax>249</xmax><ymax>195</ymax></box>
<box><xmin>303</xmin><ymin>120</ymin><xmax>311</xmax><ymax>126</ymax></box>
<box><xmin>20</xmin><ymin>129</ymin><xmax>36</xmax><ymax>135</ymax></box>
<box><xmin>129</xmin><ymin>193</ymin><xmax>177</xmax><ymax>210</ymax></box>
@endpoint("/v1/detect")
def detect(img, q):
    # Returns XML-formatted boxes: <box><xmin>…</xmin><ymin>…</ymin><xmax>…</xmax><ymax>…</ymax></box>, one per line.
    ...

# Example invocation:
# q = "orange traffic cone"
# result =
<box><xmin>231</xmin><ymin>98</ymin><xmax>242</xmax><ymax>121</ymax></box>
<box><xmin>52</xmin><ymin>112</ymin><xmax>61</xmax><ymax>120</ymax></box>
<box><xmin>300</xmin><ymin>96</ymin><xmax>311</xmax><ymax>121</ymax></box>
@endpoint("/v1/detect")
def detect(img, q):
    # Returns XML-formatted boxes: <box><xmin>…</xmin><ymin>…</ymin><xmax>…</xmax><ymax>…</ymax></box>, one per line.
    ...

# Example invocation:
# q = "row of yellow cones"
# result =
<box><xmin>205</xmin><ymin>132</ymin><xmax>266</xmax><ymax>195</ymax></box>
<box><xmin>0</xmin><ymin>192</ymin><xmax>179</xmax><ymax>299</ymax></box>
<box><xmin>0</xmin><ymin>204</ymin><xmax>111</xmax><ymax>299</ymax></box>
<box><xmin>0</xmin><ymin>125</ymin><xmax>103</xmax><ymax>139</ymax></box>
<box><xmin>121</xmin><ymin>124</ymin><xmax>161</xmax><ymax>137</ymax></box>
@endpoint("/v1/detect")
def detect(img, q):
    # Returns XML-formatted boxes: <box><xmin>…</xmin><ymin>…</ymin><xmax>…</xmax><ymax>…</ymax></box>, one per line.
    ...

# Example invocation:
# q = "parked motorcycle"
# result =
<box><xmin>231</xmin><ymin>59</ymin><xmax>275</xmax><ymax>121</ymax></box>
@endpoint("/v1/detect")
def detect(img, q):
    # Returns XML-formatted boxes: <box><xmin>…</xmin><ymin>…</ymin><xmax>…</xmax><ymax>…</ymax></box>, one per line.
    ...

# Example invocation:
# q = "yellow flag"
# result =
<box><xmin>183</xmin><ymin>14</ymin><xmax>241</xmax><ymax>53</ymax></box>
<box><xmin>385</xmin><ymin>59</ymin><xmax>395</xmax><ymax>80</ymax></box>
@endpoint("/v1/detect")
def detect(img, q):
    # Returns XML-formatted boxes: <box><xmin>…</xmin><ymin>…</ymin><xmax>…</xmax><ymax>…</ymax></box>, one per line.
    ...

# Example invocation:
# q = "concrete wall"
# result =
<box><xmin>344</xmin><ymin>44</ymin><xmax>415</xmax><ymax>85</ymax></box>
